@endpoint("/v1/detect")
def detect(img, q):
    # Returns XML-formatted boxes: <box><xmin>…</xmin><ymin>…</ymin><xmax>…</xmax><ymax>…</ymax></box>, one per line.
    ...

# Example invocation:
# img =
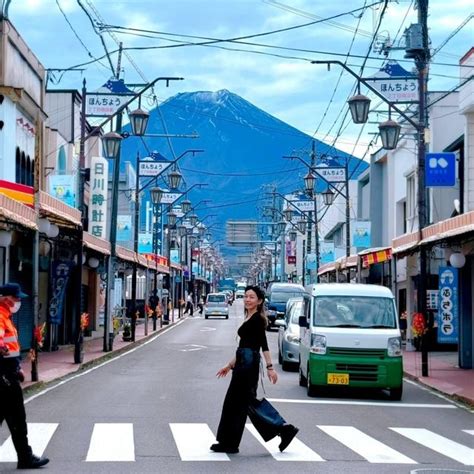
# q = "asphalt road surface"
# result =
<box><xmin>1</xmin><ymin>300</ymin><xmax>473</xmax><ymax>473</ymax></box>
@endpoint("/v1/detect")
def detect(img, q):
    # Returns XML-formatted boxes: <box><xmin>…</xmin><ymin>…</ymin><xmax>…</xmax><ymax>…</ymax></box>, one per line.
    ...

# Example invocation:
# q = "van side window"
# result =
<box><xmin>303</xmin><ymin>296</ymin><xmax>311</xmax><ymax>322</ymax></box>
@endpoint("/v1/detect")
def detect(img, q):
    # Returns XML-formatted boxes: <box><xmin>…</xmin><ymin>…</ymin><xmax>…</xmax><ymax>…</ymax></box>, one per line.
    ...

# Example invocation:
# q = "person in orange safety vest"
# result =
<box><xmin>0</xmin><ymin>283</ymin><xmax>50</xmax><ymax>469</ymax></box>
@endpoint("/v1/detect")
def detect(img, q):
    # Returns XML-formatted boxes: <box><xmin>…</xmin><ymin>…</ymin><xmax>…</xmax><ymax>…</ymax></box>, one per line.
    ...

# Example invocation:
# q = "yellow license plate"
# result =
<box><xmin>327</xmin><ymin>373</ymin><xmax>349</xmax><ymax>385</ymax></box>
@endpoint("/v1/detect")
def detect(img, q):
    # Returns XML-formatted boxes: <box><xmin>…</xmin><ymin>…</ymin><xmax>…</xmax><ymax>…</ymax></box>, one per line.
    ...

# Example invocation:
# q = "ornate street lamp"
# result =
<box><xmin>150</xmin><ymin>186</ymin><xmax>163</xmax><ymax>205</ymax></box>
<box><xmin>101</xmin><ymin>131</ymin><xmax>122</xmax><ymax>159</ymax></box>
<box><xmin>177</xmin><ymin>225</ymin><xmax>187</xmax><ymax>237</ymax></box>
<box><xmin>283</xmin><ymin>207</ymin><xmax>293</xmax><ymax>222</ymax></box>
<box><xmin>167</xmin><ymin>211</ymin><xmax>177</xmax><ymax>227</ymax></box>
<box><xmin>198</xmin><ymin>224</ymin><xmax>206</xmax><ymax>237</ymax></box>
<box><xmin>379</xmin><ymin>119</ymin><xmax>401</xmax><ymax>150</ymax></box>
<box><xmin>168</xmin><ymin>169</ymin><xmax>182</xmax><ymax>190</ymax></box>
<box><xmin>188</xmin><ymin>234</ymin><xmax>197</xmax><ymax>246</ymax></box>
<box><xmin>347</xmin><ymin>93</ymin><xmax>371</xmax><ymax>124</ymax></box>
<box><xmin>322</xmin><ymin>188</ymin><xmax>335</xmax><ymax>206</ymax></box>
<box><xmin>181</xmin><ymin>199</ymin><xmax>192</xmax><ymax>214</ymax></box>
<box><xmin>297</xmin><ymin>220</ymin><xmax>307</xmax><ymax>234</ymax></box>
<box><xmin>289</xmin><ymin>230</ymin><xmax>297</xmax><ymax>242</ymax></box>
<box><xmin>128</xmin><ymin>108</ymin><xmax>150</xmax><ymax>136</ymax></box>
<box><xmin>304</xmin><ymin>171</ymin><xmax>316</xmax><ymax>194</ymax></box>
<box><xmin>277</xmin><ymin>221</ymin><xmax>286</xmax><ymax>235</ymax></box>
<box><xmin>189</xmin><ymin>214</ymin><xmax>198</xmax><ymax>227</ymax></box>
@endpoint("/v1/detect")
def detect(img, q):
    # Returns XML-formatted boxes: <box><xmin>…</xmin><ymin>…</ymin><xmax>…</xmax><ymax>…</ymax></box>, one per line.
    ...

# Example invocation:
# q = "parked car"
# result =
<box><xmin>299</xmin><ymin>283</ymin><xmax>403</xmax><ymax>400</ymax></box>
<box><xmin>275</xmin><ymin>297</ymin><xmax>304</xmax><ymax>370</ymax></box>
<box><xmin>204</xmin><ymin>293</ymin><xmax>229</xmax><ymax>319</ymax></box>
<box><xmin>266</xmin><ymin>282</ymin><xmax>306</xmax><ymax>329</ymax></box>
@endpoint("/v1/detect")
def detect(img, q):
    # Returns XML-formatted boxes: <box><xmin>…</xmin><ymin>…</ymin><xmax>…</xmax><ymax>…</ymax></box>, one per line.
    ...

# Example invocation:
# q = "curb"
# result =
<box><xmin>403</xmin><ymin>371</ymin><xmax>474</xmax><ymax>409</ymax></box>
<box><xmin>23</xmin><ymin>318</ymin><xmax>184</xmax><ymax>396</ymax></box>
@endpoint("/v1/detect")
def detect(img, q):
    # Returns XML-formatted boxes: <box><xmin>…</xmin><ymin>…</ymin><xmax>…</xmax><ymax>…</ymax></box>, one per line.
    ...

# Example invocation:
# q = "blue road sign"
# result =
<box><xmin>425</xmin><ymin>152</ymin><xmax>456</xmax><ymax>187</ymax></box>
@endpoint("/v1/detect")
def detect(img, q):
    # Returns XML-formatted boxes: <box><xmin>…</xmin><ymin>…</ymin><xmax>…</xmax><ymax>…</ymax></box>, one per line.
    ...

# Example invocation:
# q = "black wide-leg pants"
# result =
<box><xmin>216</xmin><ymin>348</ymin><xmax>285</xmax><ymax>448</ymax></box>
<box><xmin>0</xmin><ymin>377</ymin><xmax>32</xmax><ymax>460</ymax></box>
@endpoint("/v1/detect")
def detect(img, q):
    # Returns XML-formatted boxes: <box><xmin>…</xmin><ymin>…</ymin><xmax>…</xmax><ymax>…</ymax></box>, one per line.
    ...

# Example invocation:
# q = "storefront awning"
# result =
<box><xmin>318</xmin><ymin>261</ymin><xmax>337</xmax><ymax>276</ymax></box>
<box><xmin>419</xmin><ymin>210</ymin><xmax>474</xmax><ymax>245</ymax></box>
<box><xmin>392</xmin><ymin>231</ymin><xmax>420</xmax><ymax>255</ymax></box>
<box><xmin>38</xmin><ymin>191</ymin><xmax>81</xmax><ymax>227</ymax></box>
<box><xmin>0</xmin><ymin>194</ymin><xmax>38</xmax><ymax>230</ymax></box>
<box><xmin>115</xmin><ymin>245</ymin><xmax>136</xmax><ymax>263</ymax></box>
<box><xmin>83</xmin><ymin>232</ymin><xmax>111</xmax><ymax>255</ymax></box>
<box><xmin>359</xmin><ymin>247</ymin><xmax>392</xmax><ymax>268</ymax></box>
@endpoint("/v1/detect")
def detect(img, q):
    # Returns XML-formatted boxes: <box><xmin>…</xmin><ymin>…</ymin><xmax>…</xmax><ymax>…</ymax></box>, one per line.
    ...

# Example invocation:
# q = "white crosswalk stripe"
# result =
<box><xmin>0</xmin><ymin>423</ymin><xmax>58</xmax><ymax>463</ymax></box>
<box><xmin>318</xmin><ymin>425</ymin><xmax>417</xmax><ymax>464</ymax></box>
<box><xmin>245</xmin><ymin>424</ymin><xmax>324</xmax><ymax>461</ymax></box>
<box><xmin>464</xmin><ymin>430</ymin><xmax>474</xmax><ymax>436</ymax></box>
<box><xmin>170</xmin><ymin>423</ymin><xmax>229</xmax><ymax>461</ymax></box>
<box><xmin>86</xmin><ymin>423</ymin><xmax>135</xmax><ymax>462</ymax></box>
<box><xmin>390</xmin><ymin>427</ymin><xmax>474</xmax><ymax>466</ymax></box>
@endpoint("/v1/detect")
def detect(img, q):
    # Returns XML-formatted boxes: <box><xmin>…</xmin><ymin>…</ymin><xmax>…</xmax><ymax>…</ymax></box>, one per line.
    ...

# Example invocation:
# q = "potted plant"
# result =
<box><xmin>411</xmin><ymin>312</ymin><xmax>426</xmax><ymax>351</ymax></box>
<box><xmin>122</xmin><ymin>321</ymin><xmax>132</xmax><ymax>341</ymax></box>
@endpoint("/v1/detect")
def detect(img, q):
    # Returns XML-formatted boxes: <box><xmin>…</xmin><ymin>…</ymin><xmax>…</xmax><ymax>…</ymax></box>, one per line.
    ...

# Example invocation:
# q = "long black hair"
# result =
<box><xmin>244</xmin><ymin>285</ymin><xmax>268</xmax><ymax>327</ymax></box>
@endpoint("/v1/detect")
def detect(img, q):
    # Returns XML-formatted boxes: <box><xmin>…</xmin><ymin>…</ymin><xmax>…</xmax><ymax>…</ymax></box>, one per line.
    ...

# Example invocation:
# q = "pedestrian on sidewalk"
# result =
<box><xmin>0</xmin><ymin>283</ymin><xmax>49</xmax><ymax>469</ymax></box>
<box><xmin>211</xmin><ymin>285</ymin><xmax>298</xmax><ymax>454</ymax></box>
<box><xmin>184</xmin><ymin>293</ymin><xmax>194</xmax><ymax>316</ymax></box>
<box><xmin>198</xmin><ymin>295</ymin><xmax>205</xmax><ymax>315</ymax></box>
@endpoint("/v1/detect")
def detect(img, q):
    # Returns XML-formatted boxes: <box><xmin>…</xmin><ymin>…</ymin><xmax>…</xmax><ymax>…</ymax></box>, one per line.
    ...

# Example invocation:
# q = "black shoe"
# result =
<box><xmin>17</xmin><ymin>454</ymin><xmax>50</xmax><ymax>469</ymax></box>
<box><xmin>210</xmin><ymin>443</ymin><xmax>239</xmax><ymax>454</ymax></box>
<box><xmin>279</xmin><ymin>424</ymin><xmax>299</xmax><ymax>452</ymax></box>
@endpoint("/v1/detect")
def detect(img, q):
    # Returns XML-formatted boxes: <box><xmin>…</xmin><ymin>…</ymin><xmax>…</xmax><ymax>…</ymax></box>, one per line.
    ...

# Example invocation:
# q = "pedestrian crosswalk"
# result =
<box><xmin>0</xmin><ymin>422</ymin><xmax>473</xmax><ymax>465</ymax></box>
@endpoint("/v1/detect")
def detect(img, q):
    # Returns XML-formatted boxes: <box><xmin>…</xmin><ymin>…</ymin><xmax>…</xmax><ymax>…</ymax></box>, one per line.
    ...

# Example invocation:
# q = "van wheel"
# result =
<box><xmin>388</xmin><ymin>385</ymin><xmax>403</xmax><ymax>401</ymax></box>
<box><xmin>281</xmin><ymin>361</ymin><xmax>291</xmax><ymax>372</ymax></box>
<box><xmin>205</xmin><ymin>315</ymin><xmax>208</xmax><ymax>319</ymax></box>
<box><xmin>307</xmin><ymin>367</ymin><xmax>317</xmax><ymax>397</ymax></box>
<box><xmin>299</xmin><ymin>366</ymin><xmax>307</xmax><ymax>387</ymax></box>
<box><xmin>226</xmin><ymin>315</ymin><xmax>229</xmax><ymax>319</ymax></box>
<box><xmin>278</xmin><ymin>350</ymin><xmax>282</xmax><ymax>365</ymax></box>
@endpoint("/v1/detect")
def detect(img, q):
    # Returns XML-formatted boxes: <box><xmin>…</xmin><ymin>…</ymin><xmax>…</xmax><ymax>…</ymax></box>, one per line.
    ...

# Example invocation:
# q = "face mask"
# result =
<box><xmin>11</xmin><ymin>301</ymin><xmax>21</xmax><ymax>313</ymax></box>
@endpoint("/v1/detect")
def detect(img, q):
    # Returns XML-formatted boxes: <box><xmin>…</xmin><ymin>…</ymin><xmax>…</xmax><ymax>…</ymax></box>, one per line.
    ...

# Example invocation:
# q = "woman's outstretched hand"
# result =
<box><xmin>267</xmin><ymin>368</ymin><xmax>278</xmax><ymax>384</ymax></box>
<box><xmin>216</xmin><ymin>365</ymin><xmax>232</xmax><ymax>378</ymax></box>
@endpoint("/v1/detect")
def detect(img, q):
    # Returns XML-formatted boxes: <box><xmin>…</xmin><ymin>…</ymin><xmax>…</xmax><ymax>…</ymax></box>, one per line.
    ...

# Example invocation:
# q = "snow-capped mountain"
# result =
<box><xmin>120</xmin><ymin>90</ymin><xmax>368</xmax><ymax>259</ymax></box>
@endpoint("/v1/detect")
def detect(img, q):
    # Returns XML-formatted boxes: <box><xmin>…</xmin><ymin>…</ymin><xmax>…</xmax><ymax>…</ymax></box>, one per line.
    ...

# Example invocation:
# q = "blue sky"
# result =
<box><xmin>7</xmin><ymin>0</ymin><xmax>473</xmax><ymax>159</ymax></box>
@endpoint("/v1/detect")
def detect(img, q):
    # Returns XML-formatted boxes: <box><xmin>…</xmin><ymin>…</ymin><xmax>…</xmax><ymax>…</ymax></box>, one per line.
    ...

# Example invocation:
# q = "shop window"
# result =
<box><xmin>406</xmin><ymin>173</ymin><xmax>416</xmax><ymax>230</ymax></box>
<box><xmin>58</xmin><ymin>145</ymin><xmax>66</xmax><ymax>174</ymax></box>
<box><xmin>15</xmin><ymin>149</ymin><xmax>34</xmax><ymax>186</ymax></box>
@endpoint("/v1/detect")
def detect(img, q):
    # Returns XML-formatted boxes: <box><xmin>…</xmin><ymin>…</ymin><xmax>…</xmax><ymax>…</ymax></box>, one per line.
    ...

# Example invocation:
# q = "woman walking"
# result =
<box><xmin>211</xmin><ymin>285</ymin><xmax>298</xmax><ymax>454</ymax></box>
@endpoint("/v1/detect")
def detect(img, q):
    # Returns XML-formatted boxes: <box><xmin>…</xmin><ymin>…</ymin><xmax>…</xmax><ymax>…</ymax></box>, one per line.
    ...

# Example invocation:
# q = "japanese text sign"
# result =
<box><xmin>425</xmin><ymin>152</ymin><xmax>456</xmax><ymax>187</ymax></box>
<box><xmin>88</xmin><ymin>156</ymin><xmax>108</xmax><ymax>239</ymax></box>
<box><xmin>85</xmin><ymin>93</ymin><xmax>133</xmax><ymax>117</ymax></box>
<box><xmin>138</xmin><ymin>160</ymin><xmax>171</xmax><ymax>177</ymax></box>
<box><xmin>437</xmin><ymin>266</ymin><xmax>459</xmax><ymax>344</ymax></box>
<box><xmin>316</xmin><ymin>167</ymin><xmax>346</xmax><ymax>183</ymax></box>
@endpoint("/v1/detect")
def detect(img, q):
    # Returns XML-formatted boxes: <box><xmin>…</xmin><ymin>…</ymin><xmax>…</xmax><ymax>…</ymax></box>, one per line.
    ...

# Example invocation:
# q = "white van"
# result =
<box><xmin>299</xmin><ymin>283</ymin><xmax>403</xmax><ymax>400</ymax></box>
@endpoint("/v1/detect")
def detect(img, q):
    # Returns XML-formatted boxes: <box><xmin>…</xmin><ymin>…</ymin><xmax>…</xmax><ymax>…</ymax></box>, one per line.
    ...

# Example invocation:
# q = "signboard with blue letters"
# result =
<box><xmin>425</xmin><ymin>153</ymin><xmax>456</xmax><ymax>187</ymax></box>
<box><xmin>437</xmin><ymin>266</ymin><xmax>459</xmax><ymax>344</ymax></box>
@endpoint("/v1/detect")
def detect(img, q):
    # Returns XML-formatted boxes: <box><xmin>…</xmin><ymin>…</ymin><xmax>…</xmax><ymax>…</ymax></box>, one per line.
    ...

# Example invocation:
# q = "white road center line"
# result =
<box><xmin>318</xmin><ymin>425</ymin><xmax>417</xmax><ymax>464</ymax></box>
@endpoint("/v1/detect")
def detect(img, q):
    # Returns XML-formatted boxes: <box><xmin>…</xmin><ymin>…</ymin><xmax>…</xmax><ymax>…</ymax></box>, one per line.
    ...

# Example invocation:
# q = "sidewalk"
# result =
<box><xmin>21</xmin><ymin>310</ymin><xmax>183</xmax><ymax>392</ymax></box>
<box><xmin>402</xmin><ymin>347</ymin><xmax>474</xmax><ymax>406</ymax></box>
<box><xmin>20</xmin><ymin>317</ymin><xmax>474</xmax><ymax>407</ymax></box>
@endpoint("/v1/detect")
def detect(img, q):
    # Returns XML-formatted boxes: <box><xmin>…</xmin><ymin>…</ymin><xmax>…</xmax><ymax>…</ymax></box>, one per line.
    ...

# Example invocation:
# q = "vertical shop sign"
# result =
<box><xmin>48</xmin><ymin>261</ymin><xmax>73</xmax><ymax>324</ymax></box>
<box><xmin>437</xmin><ymin>266</ymin><xmax>459</xmax><ymax>344</ymax></box>
<box><xmin>88</xmin><ymin>157</ymin><xmax>108</xmax><ymax>239</ymax></box>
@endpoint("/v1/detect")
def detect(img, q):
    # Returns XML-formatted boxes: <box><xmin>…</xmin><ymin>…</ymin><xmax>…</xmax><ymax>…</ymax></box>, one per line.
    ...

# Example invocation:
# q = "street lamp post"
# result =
<box><xmin>312</xmin><ymin>0</ymin><xmax>430</xmax><ymax>373</ymax></box>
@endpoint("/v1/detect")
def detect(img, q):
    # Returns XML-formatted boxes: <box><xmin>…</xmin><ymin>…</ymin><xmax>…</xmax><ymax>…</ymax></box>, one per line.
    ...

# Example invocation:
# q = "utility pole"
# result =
<box><xmin>414</xmin><ymin>0</ymin><xmax>430</xmax><ymax>377</ymax></box>
<box><xmin>310</xmin><ymin>142</ymin><xmax>320</xmax><ymax>283</ymax></box>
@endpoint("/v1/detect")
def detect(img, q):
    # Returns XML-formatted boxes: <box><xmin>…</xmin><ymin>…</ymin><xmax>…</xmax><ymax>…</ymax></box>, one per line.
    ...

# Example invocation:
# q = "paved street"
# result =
<box><xmin>1</xmin><ymin>300</ymin><xmax>472</xmax><ymax>473</ymax></box>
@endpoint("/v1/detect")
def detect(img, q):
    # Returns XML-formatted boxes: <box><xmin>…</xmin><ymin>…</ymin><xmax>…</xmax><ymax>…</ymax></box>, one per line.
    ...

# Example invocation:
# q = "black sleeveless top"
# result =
<box><xmin>237</xmin><ymin>313</ymin><xmax>269</xmax><ymax>352</ymax></box>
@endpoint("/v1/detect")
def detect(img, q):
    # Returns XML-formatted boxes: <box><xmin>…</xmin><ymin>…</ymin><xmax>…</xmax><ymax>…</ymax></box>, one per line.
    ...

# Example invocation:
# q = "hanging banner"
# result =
<box><xmin>320</xmin><ymin>241</ymin><xmax>335</xmax><ymax>265</ymax></box>
<box><xmin>117</xmin><ymin>215</ymin><xmax>132</xmax><ymax>242</ymax></box>
<box><xmin>138</xmin><ymin>232</ymin><xmax>153</xmax><ymax>254</ymax></box>
<box><xmin>352</xmin><ymin>220</ymin><xmax>371</xmax><ymax>248</ymax></box>
<box><xmin>170</xmin><ymin>249</ymin><xmax>180</xmax><ymax>265</ymax></box>
<box><xmin>437</xmin><ymin>267</ymin><xmax>459</xmax><ymax>344</ymax></box>
<box><xmin>48</xmin><ymin>261</ymin><xmax>73</xmax><ymax>324</ymax></box>
<box><xmin>88</xmin><ymin>156</ymin><xmax>108</xmax><ymax>239</ymax></box>
<box><xmin>306</xmin><ymin>253</ymin><xmax>317</xmax><ymax>270</ymax></box>
<box><xmin>49</xmin><ymin>175</ymin><xmax>77</xmax><ymax>208</ymax></box>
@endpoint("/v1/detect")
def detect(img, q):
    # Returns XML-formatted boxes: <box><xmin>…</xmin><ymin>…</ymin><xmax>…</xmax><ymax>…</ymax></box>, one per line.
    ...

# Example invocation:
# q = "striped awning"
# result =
<box><xmin>0</xmin><ymin>194</ymin><xmax>38</xmax><ymax>230</ymax></box>
<box><xmin>38</xmin><ymin>191</ymin><xmax>81</xmax><ymax>226</ymax></box>
<box><xmin>83</xmin><ymin>232</ymin><xmax>111</xmax><ymax>255</ymax></box>
<box><xmin>361</xmin><ymin>247</ymin><xmax>392</xmax><ymax>268</ymax></box>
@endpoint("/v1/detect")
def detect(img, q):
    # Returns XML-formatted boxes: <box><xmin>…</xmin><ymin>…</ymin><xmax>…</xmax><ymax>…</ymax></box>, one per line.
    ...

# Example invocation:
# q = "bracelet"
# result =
<box><xmin>266</xmin><ymin>364</ymin><xmax>273</xmax><ymax>369</ymax></box>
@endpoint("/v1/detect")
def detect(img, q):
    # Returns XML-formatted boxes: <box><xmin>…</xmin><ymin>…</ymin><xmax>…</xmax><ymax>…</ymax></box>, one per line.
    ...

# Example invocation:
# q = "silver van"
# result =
<box><xmin>204</xmin><ymin>293</ymin><xmax>229</xmax><ymax>319</ymax></box>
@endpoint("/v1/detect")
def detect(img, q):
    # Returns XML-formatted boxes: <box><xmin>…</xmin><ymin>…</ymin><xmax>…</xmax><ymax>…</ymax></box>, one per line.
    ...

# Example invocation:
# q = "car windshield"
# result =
<box><xmin>271</xmin><ymin>291</ymin><xmax>304</xmax><ymax>303</ymax></box>
<box><xmin>208</xmin><ymin>295</ymin><xmax>225</xmax><ymax>303</ymax></box>
<box><xmin>290</xmin><ymin>302</ymin><xmax>303</xmax><ymax>324</ymax></box>
<box><xmin>313</xmin><ymin>296</ymin><xmax>396</xmax><ymax>328</ymax></box>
